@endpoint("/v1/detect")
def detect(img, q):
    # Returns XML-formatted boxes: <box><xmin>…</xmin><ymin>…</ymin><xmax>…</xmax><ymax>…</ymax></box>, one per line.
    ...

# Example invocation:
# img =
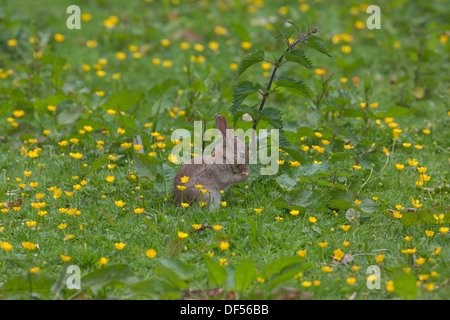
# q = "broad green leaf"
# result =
<box><xmin>268</xmin><ymin>262</ymin><xmax>312</xmax><ymax>287</ymax></box>
<box><xmin>358</xmin><ymin>198</ymin><xmax>378</xmax><ymax>213</ymax></box>
<box><xmin>230</xmin><ymin>81</ymin><xmax>261</xmax><ymax>113</ymax></box>
<box><xmin>327</xmin><ymin>199</ymin><xmax>353</xmax><ymax>211</ymax></box>
<box><xmin>235</xmin><ymin>260</ymin><xmax>256</xmax><ymax>293</ymax></box>
<box><xmin>294</xmin><ymin>160</ymin><xmax>330</xmax><ymax>176</ymax></box>
<box><xmin>204</xmin><ymin>257</ymin><xmax>228</xmax><ymax>286</ymax></box>
<box><xmin>237</xmin><ymin>49</ymin><xmax>265</xmax><ymax>77</ymax></box>
<box><xmin>160</xmin><ymin>258</ymin><xmax>196</xmax><ymax>281</ymax></box>
<box><xmin>133</xmin><ymin>153</ymin><xmax>159</xmax><ymax>181</ymax></box>
<box><xmin>231</xmin><ymin>23</ymin><xmax>250</xmax><ymax>41</ymax></box>
<box><xmin>276</xmin><ymin>174</ymin><xmax>298</xmax><ymax>190</ymax></box>
<box><xmin>393</xmin><ymin>272</ymin><xmax>417</xmax><ymax>300</ymax></box>
<box><xmin>263</xmin><ymin>256</ymin><xmax>304</xmax><ymax>277</ymax></box>
<box><xmin>86</xmin><ymin>154</ymin><xmax>110</xmax><ymax>175</ymax></box>
<box><xmin>329</xmin><ymin>152</ymin><xmax>354</xmax><ymax>163</ymax></box>
<box><xmin>285</xmin><ymin>49</ymin><xmax>313</xmax><ymax>70</ymax></box>
<box><xmin>374</xmin><ymin>106</ymin><xmax>416</xmax><ymax>119</ymax></box>
<box><xmin>275</xmin><ymin>75</ymin><xmax>313</xmax><ymax>97</ymax></box>
<box><xmin>82</xmin><ymin>264</ymin><xmax>138</xmax><ymax>295</ymax></box>
<box><xmin>100</xmin><ymin>90</ymin><xmax>144</xmax><ymax>112</ymax></box>
<box><xmin>304</xmin><ymin>35</ymin><xmax>331</xmax><ymax>57</ymax></box>
<box><xmin>3</xmin><ymin>273</ymin><xmax>55</xmax><ymax>296</ymax></box>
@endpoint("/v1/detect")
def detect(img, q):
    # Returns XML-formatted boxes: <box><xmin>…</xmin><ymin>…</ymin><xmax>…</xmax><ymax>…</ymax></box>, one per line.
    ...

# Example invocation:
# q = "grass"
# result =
<box><xmin>0</xmin><ymin>0</ymin><xmax>449</xmax><ymax>300</ymax></box>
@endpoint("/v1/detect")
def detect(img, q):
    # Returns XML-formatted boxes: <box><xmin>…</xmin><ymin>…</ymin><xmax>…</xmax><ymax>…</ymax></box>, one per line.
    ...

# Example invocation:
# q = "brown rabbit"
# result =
<box><xmin>173</xmin><ymin>114</ymin><xmax>250</xmax><ymax>209</ymax></box>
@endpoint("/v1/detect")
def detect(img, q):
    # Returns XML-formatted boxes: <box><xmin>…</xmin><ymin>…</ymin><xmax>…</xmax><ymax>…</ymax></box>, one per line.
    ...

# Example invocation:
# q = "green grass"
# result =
<box><xmin>0</xmin><ymin>0</ymin><xmax>449</xmax><ymax>300</ymax></box>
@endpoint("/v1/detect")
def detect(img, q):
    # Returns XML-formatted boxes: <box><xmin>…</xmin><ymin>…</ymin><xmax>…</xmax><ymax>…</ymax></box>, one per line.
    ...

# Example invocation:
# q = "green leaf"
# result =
<box><xmin>231</xmin><ymin>23</ymin><xmax>250</xmax><ymax>41</ymax></box>
<box><xmin>154</xmin><ymin>162</ymin><xmax>176</xmax><ymax>196</ymax></box>
<box><xmin>235</xmin><ymin>260</ymin><xmax>256</xmax><ymax>293</ymax></box>
<box><xmin>275</xmin><ymin>75</ymin><xmax>313</xmax><ymax>97</ymax></box>
<box><xmin>133</xmin><ymin>153</ymin><xmax>159</xmax><ymax>181</ymax></box>
<box><xmin>100</xmin><ymin>90</ymin><xmax>144</xmax><ymax>112</ymax></box>
<box><xmin>358</xmin><ymin>198</ymin><xmax>378</xmax><ymax>213</ymax></box>
<box><xmin>263</xmin><ymin>256</ymin><xmax>304</xmax><ymax>277</ymax></box>
<box><xmin>3</xmin><ymin>273</ymin><xmax>55</xmax><ymax>296</ymax></box>
<box><xmin>34</xmin><ymin>91</ymin><xmax>67</xmax><ymax>114</ymax></box>
<box><xmin>294</xmin><ymin>160</ymin><xmax>330</xmax><ymax>176</ymax></box>
<box><xmin>237</xmin><ymin>49</ymin><xmax>265</xmax><ymax>77</ymax></box>
<box><xmin>204</xmin><ymin>257</ymin><xmax>228</xmax><ymax>286</ymax></box>
<box><xmin>86</xmin><ymin>154</ymin><xmax>110</xmax><ymax>175</ymax></box>
<box><xmin>82</xmin><ymin>264</ymin><xmax>138</xmax><ymax>295</ymax></box>
<box><xmin>374</xmin><ymin>106</ymin><xmax>416</xmax><ymax>119</ymax></box>
<box><xmin>329</xmin><ymin>152</ymin><xmax>354</xmax><ymax>163</ymax></box>
<box><xmin>327</xmin><ymin>199</ymin><xmax>353</xmax><ymax>211</ymax></box>
<box><xmin>159</xmin><ymin>258</ymin><xmax>196</xmax><ymax>281</ymax></box>
<box><xmin>393</xmin><ymin>272</ymin><xmax>417</xmax><ymax>300</ymax></box>
<box><xmin>268</xmin><ymin>262</ymin><xmax>312</xmax><ymax>287</ymax></box>
<box><xmin>230</xmin><ymin>81</ymin><xmax>261</xmax><ymax>113</ymax></box>
<box><xmin>285</xmin><ymin>49</ymin><xmax>313</xmax><ymax>70</ymax></box>
<box><xmin>276</xmin><ymin>174</ymin><xmax>298</xmax><ymax>190</ymax></box>
<box><xmin>304</xmin><ymin>35</ymin><xmax>331</xmax><ymax>57</ymax></box>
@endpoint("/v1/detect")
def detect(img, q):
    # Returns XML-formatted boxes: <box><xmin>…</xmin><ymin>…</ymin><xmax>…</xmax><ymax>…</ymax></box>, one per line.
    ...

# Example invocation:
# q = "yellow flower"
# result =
<box><xmin>308</xmin><ymin>216</ymin><xmax>317</xmax><ymax>223</ymax></box>
<box><xmin>346</xmin><ymin>277</ymin><xmax>356</xmax><ymax>285</ymax></box>
<box><xmin>403</xmin><ymin>143</ymin><xmax>411</xmax><ymax>148</ymax></box>
<box><xmin>354</xmin><ymin>199</ymin><xmax>361</xmax><ymax>206</ymax></box>
<box><xmin>181</xmin><ymin>203</ymin><xmax>190</xmax><ymax>208</ymax></box>
<box><xmin>160</xmin><ymin>39</ymin><xmax>170</xmax><ymax>47</ymax></box>
<box><xmin>254</xmin><ymin>208</ymin><xmax>263</xmax><ymax>213</ymax></box>
<box><xmin>415</xmin><ymin>257</ymin><xmax>426</xmax><ymax>265</ymax></box>
<box><xmin>439</xmin><ymin>227</ymin><xmax>449</xmax><ymax>234</ymax></box>
<box><xmin>99</xmin><ymin>257</ymin><xmax>109</xmax><ymax>265</ymax></box>
<box><xmin>392</xmin><ymin>128</ymin><xmax>402</xmax><ymax>139</ymax></box>
<box><xmin>106</xmin><ymin>176</ymin><xmax>115</xmax><ymax>183</ymax></box>
<box><xmin>60</xmin><ymin>254</ymin><xmax>72</xmax><ymax>262</ymax></box>
<box><xmin>422</xmin><ymin>129</ymin><xmax>430</xmax><ymax>135</ymax></box>
<box><xmin>317</xmin><ymin>242</ymin><xmax>328</xmax><ymax>248</ymax></box>
<box><xmin>341</xmin><ymin>225</ymin><xmax>351</xmax><ymax>231</ymax></box>
<box><xmin>180</xmin><ymin>176</ymin><xmax>190</xmax><ymax>184</ymax></box>
<box><xmin>302</xmin><ymin>281</ymin><xmax>312</xmax><ymax>288</ymax></box>
<box><xmin>353</xmin><ymin>165</ymin><xmax>362</xmax><ymax>170</ymax></box>
<box><xmin>404</xmin><ymin>236</ymin><xmax>412</xmax><ymax>242</ymax></box>
<box><xmin>374</xmin><ymin>254</ymin><xmax>384</xmax><ymax>263</ymax></box>
<box><xmin>425</xmin><ymin>230</ymin><xmax>434</xmax><ymax>237</ymax></box>
<box><xmin>26</xmin><ymin>221</ymin><xmax>37</xmax><ymax>227</ymax></box>
<box><xmin>22</xmin><ymin>242</ymin><xmax>37</xmax><ymax>250</ymax></box>
<box><xmin>219</xmin><ymin>241</ymin><xmax>229</xmax><ymax>251</ymax></box>
<box><xmin>241</xmin><ymin>41</ymin><xmax>252</xmax><ymax>50</ymax></box>
<box><xmin>417</xmin><ymin>167</ymin><xmax>427</xmax><ymax>173</ymax></box>
<box><xmin>289</xmin><ymin>161</ymin><xmax>301</xmax><ymax>167</ymax></box>
<box><xmin>385</xmin><ymin>280</ymin><xmax>394</xmax><ymax>292</ymax></box>
<box><xmin>290</xmin><ymin>210</ymin><xmax>299</xmax><ymax>216</ymax></box>
<box><xmin>212</xmin><ymin>225</ymin><xmax>223</xmax><ymax>231</ymax></box>
<box><xmin>230</xmin><ymin>63</ymin><xmax>238</xmax><ymax>70</ymax></box>
<box><xmin>322</xmin><ymin>266</ymin><xmax>333</xmax><ymax>273</ymax></box>
<box><xmin>341</xmin><ymin>45</ymin><xmax>352</xmax><ymax>54</ymax></box>
<box><xmin>1</xmin><ymin>241</ymin><xmax>13</xmax><ymax>251</ymax></box>
<box><xmin>395</xmin><ymin>164</ymin><xmax>405</xmax><ymax>170</ymax></box>
<box><xmin>219</xmin><ymin>258</ymin><xmax>227</xmax><ymax>266</ymax></box>
<box><xmin>115</xmin><ymin>200</ymin><xmax>126</xmax><ymax>208</ymax></box>
<box><xmin>63</xmin><ymin>234</ymin><xmax>74</xmax><ymax>241</ymax></box>
<box><xmin>7</xmin><ymin>39</ymin><xmax>17</xmax><ymax>47</ymax></box>
<box><xmin>178</xmin><ymin>231</ymin><xmax>188</xmax><ymax>239</ymax></box>
<box><xmin>333</xmin><ymin>248</ymin><xmax>345</xmax><ymax>261</ymax></box>
<box><xmin>69</xmin><ymin>152</ymin><xmax>83</xmax><ymax>159</ymax></box>
<box><xmin>116</xmin><ymin>52</ymin><xmax>126</xmax><ymax>60</ymax></box>
<box><xmin>415</xmin><ymin>145</ymin><xmax>423</xmax><ymax>150</ymax></box>
<box><xmin>408</xmin><ymin>158</ymin><xmax>418</xmax><ymax>166</ymax></box>
<box><xmin>297</xmin><ymin>250</ymin><xmax>307</xmax><ymax>257</ymax></box>
<box><xmin>114</xmin><ymin>242</ymin><xmax>126</xmax><ymax>250</ymax></box>
<box><xmin>146</xmin><ymin>249</ymin><xmax>157</xmax><ymax>258</ymax></box>
<box><xmin>30</xmin><ymin>267</ymin><xmax>40</xmax><ymax>273</ymax></box>
<box><xmin>54</xmin><ymin>33</ymin><xmax>65</xmax><ymax>42</ymax></box>
<box><xmin>314</xmin><ymin>68</ymin><xmax>326</xmax><ymax>76</ymax></box>
<box><xmin>411</xmin><ymin>198</ymin><xmax>422</xmax><ymax>209</ymax></box>
<box><xmin>58</xmin><ymin>223</ymin><xmax>68</xmax><ymax>230</ymax></box>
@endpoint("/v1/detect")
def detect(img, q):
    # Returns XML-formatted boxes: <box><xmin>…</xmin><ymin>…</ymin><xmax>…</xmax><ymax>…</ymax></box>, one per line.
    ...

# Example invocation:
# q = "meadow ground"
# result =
<box><xmin>0</xmin><ymin>0</ymin><xmax>449</xmax><ymax>300</ymax></box>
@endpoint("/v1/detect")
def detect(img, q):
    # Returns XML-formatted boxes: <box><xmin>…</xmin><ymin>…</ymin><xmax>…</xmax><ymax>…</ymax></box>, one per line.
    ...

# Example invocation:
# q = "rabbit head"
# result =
<box><xmin>212</xmin><ymin>114</ymin><xmax>249</xmax><ymax>174</ymax></box>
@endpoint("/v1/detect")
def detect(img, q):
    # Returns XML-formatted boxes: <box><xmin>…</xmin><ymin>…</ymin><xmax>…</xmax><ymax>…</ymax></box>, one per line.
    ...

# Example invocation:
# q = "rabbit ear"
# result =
<box><xmin>215</xmin><ymin>114</ymin><xmax>229</xmax><ymax>137</ymax></box>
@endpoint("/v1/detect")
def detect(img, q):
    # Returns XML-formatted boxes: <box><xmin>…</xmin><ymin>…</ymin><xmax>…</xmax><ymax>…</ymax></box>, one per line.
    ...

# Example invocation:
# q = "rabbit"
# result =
<box><xmin>173</xmin><ymin>114</ymin><xmax>250</xmax><ymax>209</ymax></box>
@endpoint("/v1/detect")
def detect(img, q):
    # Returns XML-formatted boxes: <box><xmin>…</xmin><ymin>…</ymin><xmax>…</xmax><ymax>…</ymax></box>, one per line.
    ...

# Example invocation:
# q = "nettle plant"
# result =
<box><xmin>230</xmin><ymin>22</ymin><xmax>331</xmax><ymax>167</ymax></box>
